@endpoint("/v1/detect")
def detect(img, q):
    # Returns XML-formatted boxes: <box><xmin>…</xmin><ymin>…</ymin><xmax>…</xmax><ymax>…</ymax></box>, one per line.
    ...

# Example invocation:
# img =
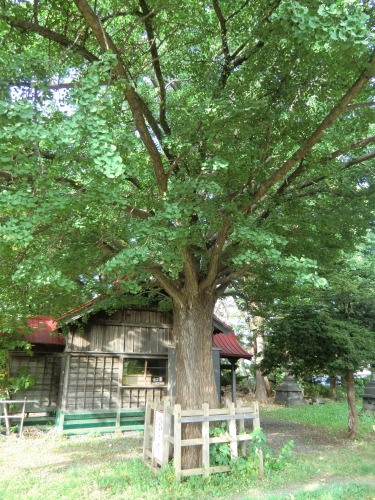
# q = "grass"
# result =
<box><xmin>0</xmin><ymin>401</ymin><xmax>374</xmax><ymax>500</ymax></box>
<box><xmin>260</xmin><ymin>400</ymin><xmax>375</xmax><ymax>439</ymax></box>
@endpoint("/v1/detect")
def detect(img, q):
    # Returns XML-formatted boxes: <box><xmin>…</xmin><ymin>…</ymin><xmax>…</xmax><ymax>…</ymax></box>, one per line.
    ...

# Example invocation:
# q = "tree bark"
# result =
<box><xmin>255</xmin><ymin>370</ymin><xmax>269</xmax><ymax>404</ymax></box>
<box><xmin>330</xmin><ymin>375</ymin><xmax>338</xmax><ymax>400</ymax></box>
<box><xmin>251</xmin><ymin>314</ymin><xmax>270</xmax><ymax>403</ymax></box>
<box><xmin>173</xmin><ymin>290</ymin><xmax>219</xmax><ymax>468</ymax></box>
<box><xmin>346</xmin><ymin>369</ymin><xmax>358</xmax><ymax>440</ymax></box>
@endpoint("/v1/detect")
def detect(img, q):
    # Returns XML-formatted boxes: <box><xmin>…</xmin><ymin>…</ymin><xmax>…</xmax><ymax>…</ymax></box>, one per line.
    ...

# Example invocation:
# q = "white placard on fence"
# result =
<box><xmin>152</xmin><ymin>409</ymin><xmax>164</xmax><ymax>463</ymax></box>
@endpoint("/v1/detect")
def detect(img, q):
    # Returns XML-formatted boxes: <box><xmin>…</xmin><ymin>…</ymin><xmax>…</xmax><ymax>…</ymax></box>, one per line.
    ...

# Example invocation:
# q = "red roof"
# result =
<box><xmin>213</xmin><ymin>332</ymin><xmax>253</xmax><ymax>359</ymax></box>
<box><xmin>24</xmin><ymin>305</ymin><xmax>252</xmax><ymax>357</ymax></box>
<box><xmin>24</xmin><ymin>316</ymin><xmax>65</xmax><ymax>345</ymax></box>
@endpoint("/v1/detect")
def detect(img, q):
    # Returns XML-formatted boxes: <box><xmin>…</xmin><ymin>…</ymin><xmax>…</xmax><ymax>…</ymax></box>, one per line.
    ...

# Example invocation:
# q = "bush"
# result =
<box><xmin>302</xmin><ymin>382</ymin><xmax>333</xmax><ymax>399</ymax></box>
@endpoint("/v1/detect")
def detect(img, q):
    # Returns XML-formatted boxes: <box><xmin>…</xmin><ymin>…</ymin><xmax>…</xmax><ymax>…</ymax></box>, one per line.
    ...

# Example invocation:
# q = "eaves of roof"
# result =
<box><xmin>213</xmin><ymin>332</ymin><xmax>253</xmax><ymax>360</ymax></box>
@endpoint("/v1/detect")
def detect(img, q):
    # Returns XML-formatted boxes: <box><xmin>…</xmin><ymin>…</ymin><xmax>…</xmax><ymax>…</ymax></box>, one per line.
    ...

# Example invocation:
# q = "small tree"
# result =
<box><xmin>261</xmin><ymin>236</ymin><xmax>375</xmax><ymax>438</ymax></box>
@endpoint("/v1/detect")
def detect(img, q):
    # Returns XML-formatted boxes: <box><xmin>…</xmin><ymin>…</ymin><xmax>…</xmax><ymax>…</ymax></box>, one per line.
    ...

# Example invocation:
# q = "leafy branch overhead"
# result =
<box><xmin>0</xmin><ymin>0</ymin><xmax>374</xmax><ymax>315</ymax></box>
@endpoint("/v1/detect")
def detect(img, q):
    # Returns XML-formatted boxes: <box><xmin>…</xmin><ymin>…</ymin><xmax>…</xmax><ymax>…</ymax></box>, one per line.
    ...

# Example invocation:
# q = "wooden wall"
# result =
<box><xmin>66</xmin><ymin>309</ymin><xmax>173</xmax><ymax>354</ymax></box>
<box><xmin>9</xmin><ymin>352</ymin><xmax>62</xmax><ymax>412</ymax></box>
<box><xmin>61</xmin><ymin>353</ymin><xmax>168</xmax><ymax>411</ymax></box>
<box><xmin>63</xmin><ymin>354</ymin><xmax>120</xmax><ymax>410</ymax></box>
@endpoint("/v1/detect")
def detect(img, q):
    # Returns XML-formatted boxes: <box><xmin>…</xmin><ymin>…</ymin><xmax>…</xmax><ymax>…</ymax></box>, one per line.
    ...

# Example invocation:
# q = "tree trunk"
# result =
<box><xmin>330</xmin><ymin>375</ymin><xmax>338</xmax><ymax>400</ymax></box>
<box><xmin>264</xmin><ymin>376</ymin><xmax>273</xmax><ymax>398</ymax></box>
<box><xmin>255</xmin><ymin>370</ymin><xmax>269</xmax><ymax>404</ymax></box>
<box><xmin>252</xmin><ymin>315</ymin><xmax>270</xmax><ymax>403</ymax></box>
<box><xmin>173</xmin><ymin>290</ymin><xmax>220</xmax><ymax>468</ymax></box>
<box><xmin>346</xmin><ymin>369</ymin><xmax>358</xmax><ymax>440</ymax></box>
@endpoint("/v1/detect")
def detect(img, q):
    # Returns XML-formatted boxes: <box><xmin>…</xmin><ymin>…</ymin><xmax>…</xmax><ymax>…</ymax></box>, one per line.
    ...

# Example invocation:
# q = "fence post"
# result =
<box><xmin>251</xmin><ymin>402</ymin><xmax>264</xmax><ymax>475</ymax></box>
<box><xmin>3</xmin><ymin>402</ymin><xmax>11</xmax><ymax>436</ymax></box>
<box><xmin>228</xmin><ymin>402</ymin><xmax>238</xmax><ymax>459</ymax></box>
<box><xmin>143</xmin><ymin>398</ymin><xmax>152</xmax><ymax>462</ymax></box>
<box><xmin>202</xmin><ymin>403</ymin><xmax>210</xmax><ymax>476</ymax></box>
<box><xmin>162</xmin><ymin>399</ymin><xmax>170</xmax><ymax>465</ymax></box>
<box><xmin>18</xmin><ymin>398</ymin><xmax>27</xmax><ymax>438</ymax></box>
<box><xmin>173</xmin><ymin>404</ymin><xmax>182</xmax><ymax>480</ymax></box>
<box><xmin>237</xmin><ymin>400</ymin><xmax>246</xmax><ymax>456</ymax></box>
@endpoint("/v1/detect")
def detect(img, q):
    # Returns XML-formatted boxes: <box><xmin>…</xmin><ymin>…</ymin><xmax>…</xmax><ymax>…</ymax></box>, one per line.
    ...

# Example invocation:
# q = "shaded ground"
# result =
<box><xmin>260</xmin><ymin>417</ymin><xmax>341</xmax><ymax>455</ymax></box>
<box><xmin>2</xmin><ymin>417</ymin><xmax>374</xmax><ymax>500</ymax></box>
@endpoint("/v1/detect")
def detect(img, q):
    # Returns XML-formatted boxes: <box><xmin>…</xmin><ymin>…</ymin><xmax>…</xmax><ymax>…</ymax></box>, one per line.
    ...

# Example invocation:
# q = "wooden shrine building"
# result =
<box><xmin>7</xmin><ymin>301</ymin><xmax>252</xmax><ymax>433</ymax></box>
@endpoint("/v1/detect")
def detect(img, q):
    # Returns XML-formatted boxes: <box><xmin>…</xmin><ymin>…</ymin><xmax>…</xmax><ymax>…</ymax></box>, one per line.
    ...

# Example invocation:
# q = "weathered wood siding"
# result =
<box><xmin>61</xmin><ymin>353</ymin><xmax>168</xmax><ymax>411</ymax></box>
<box><xmin>9</xmin><ymin>352</ymin><xmax>62</xmax><ymax>412</ymax></box>
<box><xmin>63</xmin><ymin>354</ymin><xmax>119</xmax><ymax>410</ymax></box>
<box><xmin>66</xmin><ymin>309</ymin><xmax>173</xmax><ymax>354</ymax></box>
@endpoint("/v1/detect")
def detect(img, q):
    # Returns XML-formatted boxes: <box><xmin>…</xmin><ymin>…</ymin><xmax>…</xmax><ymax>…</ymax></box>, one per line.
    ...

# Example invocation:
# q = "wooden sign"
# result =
<box><xmin>152</xmin><ymin>409</ymin><xmax>164</xmax><ymax>463</ymax></box>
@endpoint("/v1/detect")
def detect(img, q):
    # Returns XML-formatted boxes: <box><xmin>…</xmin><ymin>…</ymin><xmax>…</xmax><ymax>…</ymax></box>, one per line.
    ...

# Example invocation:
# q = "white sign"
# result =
<box><xmin>153</xmin><ymin>410</ymin><xmax>164</xmax><ymax>463</ymax></box>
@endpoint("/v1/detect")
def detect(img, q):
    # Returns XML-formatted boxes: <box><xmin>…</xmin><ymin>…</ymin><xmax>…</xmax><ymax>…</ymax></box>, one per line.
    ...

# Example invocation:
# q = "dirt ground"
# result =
<box><xmin>221</xmin><ymin>385</ymin><xmax>343</xmax><ymax>455</ymax></box>
<box><xmin>259</xmin><ymin>417</ymin><xmax>340</xmax><ymax>455</ymax></box>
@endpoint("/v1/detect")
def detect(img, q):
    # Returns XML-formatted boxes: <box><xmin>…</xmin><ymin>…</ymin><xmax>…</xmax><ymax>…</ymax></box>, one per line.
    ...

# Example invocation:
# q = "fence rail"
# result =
<box><xmin>143</xmin><ymin>400</ymin><xmax>263</xmax><ymax>480</ymax></box>
<box><xmin>0</xmin><ymin>399</ymin><xmax>38</xmax><ymax>437</ymax></box>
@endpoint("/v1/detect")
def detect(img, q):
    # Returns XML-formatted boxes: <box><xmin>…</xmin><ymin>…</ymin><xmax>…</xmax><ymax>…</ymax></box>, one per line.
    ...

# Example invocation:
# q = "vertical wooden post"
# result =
<box><xmin>162</xmin><ymin>399</ymin><xmax>170</xmax><ymax>465</ymax></box>
<box><xmin>202</xmin><ymin>403</ymin><xmax>210</xmax><ymax>476</ymax></box>
<box><xmin>173</xmin><ymin>404</ymin><xmax>182</xmax><ymax>480</ymax></box>
<box><xmin>143</xmin><ymin>397</ymin><xmax>152</xmax><ymax>462</ymax></box>
<box><xmin>116</xmin><ymin>356</ymin><xmax>124</xmax><ymax>430</ymax></box>
<box><xmin>3</xmin><ymin>402</ymin><xmax>11</xmax><ymax>436</ymax></box>
<box><xmin>238</xmin><ymin>400</ymin><xmax>246</xmax><ymax>456</ymax></box>
<box><xmin>228</xmin><ymin>402</ymin><xmax>238</xmax><ymax>459</ymax></box>
<box><xmin>230</xmin><ymin>361</ymin><xmax>237</xmax><ymax>404</ymax></box>
<box><xmin>251</xmin><ymin>402</ymin><xmax>264</xmax><ymax>475</ymax></box>
<box><xmin>58</xmin><ymin>353</ymin><xmax>71</xmax><ymax>431</ymax></box>
<box><xmin>18</xmin><ymin>398</ymin><xmax>27</xmax><ymax>438</ymax></box>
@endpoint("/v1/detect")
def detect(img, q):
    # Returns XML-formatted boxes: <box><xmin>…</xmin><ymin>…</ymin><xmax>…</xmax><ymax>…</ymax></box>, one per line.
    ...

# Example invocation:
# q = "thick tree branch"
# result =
<box><xmin>146</xmin><ymin>265</ymin><xmax>185</xmax><ymax>306</ymax></box>
<box><xmin>273</xmin><ymin>135</ymin><xmax>375</xmax><ymax>196</ymax></box>
<box><xmin>215</xmin><ymin>263</ymin><xmax>255</xmax><ymax>287</ymax></box>
<box><xmin>323</xmin><ymin>135</ymin><xmax>375</xmax><ymax>162</ymax></box>
<box><xmin>342</xmin><ymin>149</ymin><xmax>375</xmax><ymax>170</ymax></box>
<box><xmin>73</xmin><ymin>0</ymin><xmax>168</xmax><ymax>195</ymax></box>
<box><xmin>346</xmin><ymin>101</ymin><xmax>375</xmax><ymax>110</ymax></box>
<box><xmin>124</xmin><ymin>206</ymin><xmax>153</xmax><ymax>219</ymax></box>
<box><xmin>8</xmin><ymin>81</ymin><xmax>76</xmax><ymax>90</ymax></box>
<box><xmin>244</xmin><ymin>54</ymin><xmax>375</xmax><ymax>211</ymax></box>
<box><xmin>0</xmin><ymin>15</ymin><xmax>99</xmax><ymax>62</ymax></box>
<box><xmin>182</xmin><ymin>248</ymin><xmax>199</xmax><ymax>296</ymax></box>
<box><xmin>212</xmin><ymin>0</ymin><xmax>231</xmax><ymax>87</ymax></box>
<box><xmin>288</xmin><ymin>147</ymin><xmax>375</xmax><ymax>194</ymax></box>
<box><xmin>230</xmin><ymin>2</ymin><xmax>280</xmax><ymax>69</ymax></box>
<box><xmin>199</xmin><ymin>219</ymin><xmax>230</xmax><ymax>292</ymax></box>
<box><xmin>226</xmin><ymin>0</ymin><xmax>251</xmax><ymax>21</ymax></box>
<box><xmin>137</xmin><ymin>92</ymin><xmax>174</xmax><ymax>162</ymax></box>
<box><xmin>139</xmin><ymin>0</ymin><xmax>171</xmax><ymax>135</ymax></box>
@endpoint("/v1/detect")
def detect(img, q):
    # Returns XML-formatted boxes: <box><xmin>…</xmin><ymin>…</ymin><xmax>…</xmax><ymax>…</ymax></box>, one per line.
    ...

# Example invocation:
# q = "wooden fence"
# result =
<box><xmin>143</xmin><ymin>400</ymin><xmax>263</xmax><ymax>480</ymax></box>
<box><xmin>0</xmin><ymin>399</ymin><xmax>38</xmax><ymax>437</ymax></box>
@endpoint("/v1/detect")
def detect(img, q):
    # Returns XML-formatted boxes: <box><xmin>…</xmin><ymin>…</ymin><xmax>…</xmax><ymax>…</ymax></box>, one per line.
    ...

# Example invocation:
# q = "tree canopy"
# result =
<box><xmin>259</xmin><ymin>233</ymin><xmax>375</xmax><ymax>438</ymax></box>
<box><xmin>0</xmin><ymin>1</ymin><xmax>374</xmax><ymax>420</ymax></box>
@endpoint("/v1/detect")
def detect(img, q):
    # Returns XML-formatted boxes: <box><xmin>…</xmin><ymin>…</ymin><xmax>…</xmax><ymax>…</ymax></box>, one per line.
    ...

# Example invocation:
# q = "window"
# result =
<box><xmin>122</xmin><ymin>358</ymin><xmax>167</xmax><ymax>386</ymax></box>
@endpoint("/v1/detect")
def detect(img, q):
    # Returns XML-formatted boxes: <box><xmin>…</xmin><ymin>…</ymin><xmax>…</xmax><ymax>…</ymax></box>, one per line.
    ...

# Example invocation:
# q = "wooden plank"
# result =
<box><xmin>228</xmin><ymin>402</ymin><xmax>238</xmax><ymax>459</ymax></box>
<box><xmin>180</xmin><ymin>438</ymin><xmax>203</xmax><ymax>446</ymax></box>
<box><xmin>143</xmin><ymin>399</ymin><xmax>152</xmax><ymax>462</ymax></box>
<box><xmin>208</xmin><ymin>436</ymin><xmax>231</xmax><ymax>444</ymax></box>
<box><xmin>62</xmin><ymin>425</ymin><xmax>144</xmax><ymax>435</ymax></box>
<box><xmin>179</xmin><ymin>413</ymin><xmax>257</xmax><ymax>423</ymax></box>
<box><xmin>180</xmin><ymin>468</ymin><xmax>205</xmax><ymax>477</ymax></box>
<box><xmin>162</xmin><ymin>399</ymin><xmax>171</xmax><ymax>465</ymax></box>
<box><xmin>202</xmin><ymin>403</ymin><xmax>210</xmax><ymax>477</ymax></box>
<box><xmin>62</xmin><ymin>409</ymin><xmax>145</xmax><ymax>416</ymax></box>
<box><xmin>209</xmin><ymin>466</ymin><xmax>231</xmax><ymax>474</ymax></box>
<box><xmin>173</xmin><ymin>404</ymin><xmax>182</xmax><ymax>481</ymax></box>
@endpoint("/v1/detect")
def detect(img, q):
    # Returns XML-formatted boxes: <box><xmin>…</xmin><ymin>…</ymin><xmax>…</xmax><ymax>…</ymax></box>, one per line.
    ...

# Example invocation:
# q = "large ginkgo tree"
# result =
<box><xmin>1</xmin><ymin>1</ymin><xmax>374</xmax><ymax>449</ymax></box>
